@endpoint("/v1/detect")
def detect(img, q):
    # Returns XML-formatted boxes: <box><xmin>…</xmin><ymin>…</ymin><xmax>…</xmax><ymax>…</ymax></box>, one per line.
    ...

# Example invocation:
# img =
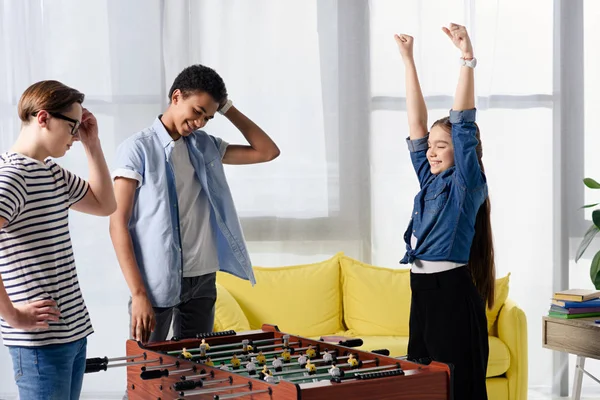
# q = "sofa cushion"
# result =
<box><xmin>486</xmin><ymin>377</ymin><xmax>509</xmax><ymax>400</ymax></box>
<box><xmin>487</xmin><ymin>336</ymin><xmax>511</xmax><ymax>377</ymax></box>
<box><xmin>216</xmin><ymin>253</ymin><xmax>344</xmax><ymax>337</ymax></box>
<box><xmin>337</xmin><ymin>332</ymin><xmax>510</xmax><ymax>378</ymax></box>
<box><xmin>213</xmin><ymin>283</ymin><xmax>251</xmax><ymax>333</ymax></box>
<box><xmin>487</xmin><ymin>273</ymin><xmax>510</xmax><ymax>332</ymax></box>
<box><xmin>340</xmin><ymin>256</ymin><xmax>412</xmax><ymax>336</ymax></box>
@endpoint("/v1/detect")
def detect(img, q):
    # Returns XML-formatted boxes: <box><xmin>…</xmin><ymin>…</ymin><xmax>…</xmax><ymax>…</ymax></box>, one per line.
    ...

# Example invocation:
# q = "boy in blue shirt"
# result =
<box><xmin>110</xmin><ymin>64</ymin><xmax>279</xmax><ymax>343</ymax></box>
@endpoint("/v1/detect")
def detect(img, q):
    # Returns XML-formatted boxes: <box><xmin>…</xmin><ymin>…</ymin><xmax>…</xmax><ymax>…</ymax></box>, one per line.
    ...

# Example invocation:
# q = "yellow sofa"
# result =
<box><xmin>214</xmin><ymin>253</ymin><xmax>528</xmax><ymax>400</ymax></box>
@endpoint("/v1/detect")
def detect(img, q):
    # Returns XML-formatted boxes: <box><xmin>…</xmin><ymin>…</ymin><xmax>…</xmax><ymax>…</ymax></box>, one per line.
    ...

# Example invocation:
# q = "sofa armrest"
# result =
<box><xmin>497</xmin><ymin>298</ymin><xmax>528</xmax><ymax>400</ymax></box>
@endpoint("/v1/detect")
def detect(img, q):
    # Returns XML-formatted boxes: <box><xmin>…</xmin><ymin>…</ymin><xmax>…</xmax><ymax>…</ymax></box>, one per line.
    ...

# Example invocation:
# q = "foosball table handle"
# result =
<box><xmin>86</xmin><ymin>357</ymin><xmax>109</xmax><ymax>365</ymax></box>
<box><xmin>371</xmin><ymin>349</ymin><xmax>390</xmax><ymax>356</ymax></box>
<box><xmin>140</xmin><ymin>369</ymin><xmax>169</xmax><ymax>380</ymax></box>
<box><xmin>84</xmin><ymin>363</ymin><xmax>107</xmax><ymax>374</ymax></box>
<box><xmin>173</xmin><ymin>379</ymin><xmax>203</xmax><ymax>391</ymax></box>
<box><xmin>338</xmin><ymin>338</ymin><xmax>363</xmax><ymax>348</ymax></box>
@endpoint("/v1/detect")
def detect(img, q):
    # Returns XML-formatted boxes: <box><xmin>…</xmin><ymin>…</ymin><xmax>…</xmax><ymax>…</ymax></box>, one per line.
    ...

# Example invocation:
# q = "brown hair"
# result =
<box><xmin>18</xmin><ymin>80</ymin><xmax>85</xmax><ymax>122</ymax></box>
<box><xmin>431</xmin><ymin>116</ymin><xmax>496</xmax><ymax>309</ymax></box>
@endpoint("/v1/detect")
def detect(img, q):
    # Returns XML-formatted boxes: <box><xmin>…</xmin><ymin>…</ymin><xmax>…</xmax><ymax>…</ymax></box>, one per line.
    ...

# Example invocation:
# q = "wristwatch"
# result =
<box><xmin>460</xmin><ymin>57</ymin><xmax>477</xmax><ymax>68</ymax></box>
<box><xmin>219</xmin><ymin>99</ymin><xmax>233</xmax><ymax>115</ymax></box>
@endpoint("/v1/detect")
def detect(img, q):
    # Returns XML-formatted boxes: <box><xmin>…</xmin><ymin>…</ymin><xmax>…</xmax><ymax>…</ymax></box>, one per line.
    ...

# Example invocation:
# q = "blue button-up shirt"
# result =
<box><xmin>113</xmin><ymin>117</ymin><xmax>255</xmax><ymax>307</ymax></box>
<box><xmin>400</xmin><ymin>109</ymin><xmax>488</xmax><ymax>265</ymax></box>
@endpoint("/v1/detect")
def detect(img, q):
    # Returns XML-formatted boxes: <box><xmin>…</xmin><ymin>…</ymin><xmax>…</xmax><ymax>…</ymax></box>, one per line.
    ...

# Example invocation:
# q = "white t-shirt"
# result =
<box><xmin>170</xmin><ymin>138</ymin><xmax>221</xmax><ymax>277</ymax></box>
<box><xmin>410</xmin><ymin>234</ymin><xmax>464</xmax><ymax>274</ymax></box>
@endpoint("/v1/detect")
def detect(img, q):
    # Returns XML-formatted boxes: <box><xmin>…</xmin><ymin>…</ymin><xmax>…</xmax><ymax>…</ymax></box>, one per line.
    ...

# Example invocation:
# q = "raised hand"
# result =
<box><xmin>78</xmin><ymin>108</ymin><xmax>99</xmax><ymax>145</ymax></box>
<box><xmin>442</xmin><ymin>23</ymin><xmax>473</xmax><ymax>59</ymax></box>
<box><xmin>394</xmin><ymin>34</ymin><xmax>415</xmax><ymax>60</ymax></box>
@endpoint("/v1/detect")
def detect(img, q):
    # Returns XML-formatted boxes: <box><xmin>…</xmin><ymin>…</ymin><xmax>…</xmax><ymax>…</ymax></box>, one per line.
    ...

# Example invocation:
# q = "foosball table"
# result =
<box><xmin>86</xmin><ymin>325</ymin><xmax>451</xmax><ymax>399</ymax></box>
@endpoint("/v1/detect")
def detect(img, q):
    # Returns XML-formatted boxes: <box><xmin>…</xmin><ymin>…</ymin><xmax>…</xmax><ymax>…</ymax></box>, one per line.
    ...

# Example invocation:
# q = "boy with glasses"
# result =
<box><xmin>0</xmin><ymin>80</ymin><xmax>116</xmax><ymax>400</ymax></box>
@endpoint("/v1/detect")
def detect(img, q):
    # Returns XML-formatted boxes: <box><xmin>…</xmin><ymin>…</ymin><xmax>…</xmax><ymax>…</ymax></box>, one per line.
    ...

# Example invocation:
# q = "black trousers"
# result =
<box><xmin>408</xmin><ymin>266</ymin><xmax>489</xmax><ymax>400</ymax></box>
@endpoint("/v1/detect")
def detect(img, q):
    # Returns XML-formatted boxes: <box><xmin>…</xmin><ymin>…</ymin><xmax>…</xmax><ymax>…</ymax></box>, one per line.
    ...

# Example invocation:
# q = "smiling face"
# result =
<box><xmin>427</xmin><ymin>124</ymin><xmax>455</xmax><ymax>174</ymax></box>
<box><xmin>170</xmin><ymin>90</ymin><xmax>220</xmax><ymax>137</ymax></box>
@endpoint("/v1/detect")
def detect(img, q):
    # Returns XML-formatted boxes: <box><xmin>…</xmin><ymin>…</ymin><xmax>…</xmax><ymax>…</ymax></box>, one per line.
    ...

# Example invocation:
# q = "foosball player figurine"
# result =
<box><xmin>256</xmin><ymin>351</ymin><xmax>267</xmax><ymax>366</ymax></box>
<box><xmin>306</xmin><ymin>345</ymin><xmax>317</xmax><ymax>359</ymax></box>
<box><xmin>181</xmin><ymin>348</ymin><xmax>193</xmax><ymax>360</ymax></box>
<box><xmin>230</xmin><ymin>354</ymin><xmax>241</xmax><ymax>370</ymax></box>
<box><xmin>199</xmin><ymin>344</ymin><xmax>208</xmax><ymax>358</ymax></box>
<box><xmin>258</xmin><ymin>365</ymin><xmax>271</xmax><ymax>380</ymax></box>
<box><xmin>200</xmin><ymin>338</ymin><xmax>211</xmax><ymax>351</ymax></box>
<box><xmin>348</xmin><ymin>353</ymin><xmax>359</xmax><ymax>368</ymax></box>
<box><xmin>323</xmin><ymin>350</ymin><xmax>334</xmax><ymax>364</ymax></box>
<box><xmin>328</xmin><ymin>364</ymin><xmax>342</xmax><ymax>378</ymax></box>
<box><xmin>264</xmin><ymin>370</ymin><xmax>277</xmax><ymax>384</ymax></box>
<box><xmin>282</xmin><ymin>334</ymin><xmax>290</xmax><ymax>348</ymax></box>
<box><xmin>272</xmin><ymin>356</ymin><xmax>283</xmax><ymax>372</ymax></box>
<box><xmin>246</xmin><ymin>358</ymin><xmax>257</xmax><ymax>375</ymax></box>
<box><xmin>305</xmin><ymin>359</ymin><xmax>317</xmax><ymax>375</ymax></box>
<box><xmin>219</xmin><ymin>362</ymin><xmax>231</xmax><ymax>371</ymax></box>
<box><xmin>242</xmin><ymin>339</ymin><xmax>253</xmax><ymax>354</ymax></box>
<box><xmin>204</xmin><ymin>356</ymin><xmax>214</xmax><ymax>367</ymax></box>
<box><xmin>297</xmin><ymin>353</ymin><xmax>308</xmax><ymax>367</ymax></box>
<box><xmin>281</xmin><ymin>348</ymin><xmax>291</xmax><ymax>362</ymax></box>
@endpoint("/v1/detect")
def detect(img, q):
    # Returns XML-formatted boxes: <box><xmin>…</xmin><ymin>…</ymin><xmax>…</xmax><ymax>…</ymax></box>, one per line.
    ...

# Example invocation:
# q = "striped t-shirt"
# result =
<box><xmin>0</xmin><ymin>152</ymin><xmax>93</xmax><ymax>347</ymax></box>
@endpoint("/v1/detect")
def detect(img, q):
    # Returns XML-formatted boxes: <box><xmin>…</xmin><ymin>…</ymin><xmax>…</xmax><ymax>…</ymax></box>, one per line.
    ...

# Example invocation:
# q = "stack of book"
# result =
<box><xmin>549</xmin><ymin>289</ymin><xmax>600</xmax><ymax>319</ymax></box>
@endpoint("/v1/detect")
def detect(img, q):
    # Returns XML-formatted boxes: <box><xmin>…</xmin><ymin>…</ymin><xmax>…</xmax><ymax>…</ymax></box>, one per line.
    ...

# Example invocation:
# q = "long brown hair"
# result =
<box><xmin>18</xmin><ymin>80</ymin><xmax>84</xmax><ymax>122</ymax></box>
<box><xmin>431</xmin><ymin>117</ymin><xmax>496</xmax><ymax>309</ymax></box>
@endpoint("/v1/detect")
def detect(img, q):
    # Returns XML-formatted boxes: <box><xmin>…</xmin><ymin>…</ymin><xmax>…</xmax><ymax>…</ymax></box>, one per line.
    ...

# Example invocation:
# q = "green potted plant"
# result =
<box><xmin>575</xmin><ymin>178</ymin><xmax>600</xmax><ymax>289</ymax></box>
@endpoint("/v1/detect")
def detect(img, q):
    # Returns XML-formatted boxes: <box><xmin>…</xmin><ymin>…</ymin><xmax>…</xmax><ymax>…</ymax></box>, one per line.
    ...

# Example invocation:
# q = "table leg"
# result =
<box><xmin>572</xmin><ymin>356</ymin><xmax>585</xmax><ymax>400</ymax></box>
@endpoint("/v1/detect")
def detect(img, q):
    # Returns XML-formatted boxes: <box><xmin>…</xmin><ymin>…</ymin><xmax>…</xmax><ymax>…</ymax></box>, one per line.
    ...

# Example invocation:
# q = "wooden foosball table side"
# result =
<box><xmin>124</xmin><ymin>325</ymin><xmax>451</xmax><ymax>400</ymax></box>
<box><xmin>125</xmin><ymin>339</ymin><xmax>299</xmax><ymax>400</ymax></box>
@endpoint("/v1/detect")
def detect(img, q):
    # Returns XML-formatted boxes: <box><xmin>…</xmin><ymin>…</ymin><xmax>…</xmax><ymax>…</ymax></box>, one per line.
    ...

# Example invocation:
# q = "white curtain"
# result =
<box><xmin>0</xmin><ymin>0</ymin><xmax>591</xmax><ymax>397</ymax></box>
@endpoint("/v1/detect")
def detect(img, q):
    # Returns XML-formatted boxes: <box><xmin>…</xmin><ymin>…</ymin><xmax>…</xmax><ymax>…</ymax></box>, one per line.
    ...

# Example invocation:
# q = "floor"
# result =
<box><xmin>528</xmin><ymin>387</ymin><xmax>600</xmax><ymax>400</ymax></box>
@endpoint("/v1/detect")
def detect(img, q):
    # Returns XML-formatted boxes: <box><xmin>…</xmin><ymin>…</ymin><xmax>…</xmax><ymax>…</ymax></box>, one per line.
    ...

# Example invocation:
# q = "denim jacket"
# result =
<box><xmin>400</xmin><ymin>109</ymin><xmax>488</xmax><ymax>265</ymax></box>
<box><xmin>113</xmin><ymin>117</ymin><xmax>255</xmax><ymax>307</ymax></box>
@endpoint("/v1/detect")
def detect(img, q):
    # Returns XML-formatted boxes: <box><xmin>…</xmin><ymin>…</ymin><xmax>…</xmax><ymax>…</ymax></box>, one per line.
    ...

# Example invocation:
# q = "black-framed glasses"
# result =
<box><xmin>32</xmin><ymin>111</ymin><xmax>81</xmax><ymax>135</ymax></box>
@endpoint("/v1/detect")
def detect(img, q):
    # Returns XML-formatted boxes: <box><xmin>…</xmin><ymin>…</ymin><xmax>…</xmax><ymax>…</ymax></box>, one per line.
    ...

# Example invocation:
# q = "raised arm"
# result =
<box><xmin>220</xmin><ymin>104</ymin><xmax>280</xmax><ymax>165</ymax></box>
<box><xmin>442</xmin><ymin>24</ymin><xmax>475</xmax><ymax>111</ymax></box>
<box><xmin>443</xmin><ymin>23</ymin><xmax>484</xmax><ymax>189</ymax></box>
<box><xmin>70</xmin><ymin>109</ymin><xmax>117</xmax><ymax>216</ymax></box>
<box><xmin>395</xmin><ymin>34</ymin><xmax>432</xmax><ymax>187</ymax></box>
<box><xmin>394</xmin><ymin>34</ymin><xmax>428</xmax><ymax>140</ymax></box>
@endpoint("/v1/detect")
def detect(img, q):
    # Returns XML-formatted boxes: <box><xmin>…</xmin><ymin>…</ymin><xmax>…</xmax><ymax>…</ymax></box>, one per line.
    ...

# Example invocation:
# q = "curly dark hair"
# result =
<box><xmin>168</xmin><ymin>64</ymin><xmax>228</xmax><ymax>105</ymax></box>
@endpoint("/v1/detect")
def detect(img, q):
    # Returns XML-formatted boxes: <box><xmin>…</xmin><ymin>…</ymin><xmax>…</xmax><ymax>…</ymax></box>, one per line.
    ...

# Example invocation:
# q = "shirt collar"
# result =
<box><xmin>153</xmin><ymin>115</ymin><xmax>176</xmax><ymax>149</ymax></box>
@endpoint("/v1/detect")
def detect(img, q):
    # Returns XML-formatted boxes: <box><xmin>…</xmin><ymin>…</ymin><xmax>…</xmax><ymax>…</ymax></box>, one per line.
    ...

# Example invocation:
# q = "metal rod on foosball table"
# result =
<box><xmin>180</xmin><ymin>370</ymin><xmax>214</xmax><ymax>381</ymax></box>
<box><xmin>213</xmin><ymin>388</ymin><xmax>273</xmax><ymax>400</ymax></box>
<box><xmin>142</xmin><ymin>361</ymin><xmax>179</xmax><ymax>371</ymax></box>
<box><xmin>207</xmin><ymin>344</ymin><xmax>302</xmax><ymax>363</ymax></box>
<box><xmin>267</xmin><ymin>359</ymin><xmax>376</xmax><ymax>378</ymax></box>
<box><xmin>169</xmin><ymin>335</ymin><xmax>292</xmax><ymax>357</ymax></box>
<box><xmin>173</xmin><ymin>377</ymin><xmax>232</xmax><ymax>391</ymax></box>
<box><xmin>86</xmin><ymin>353</ymin><xmax>146</xmax><ymax>365</ymax></box>
<box><xmin>178</xmin><ymin>382</ymin><xmax>251</xmax><ymax>397</ymax></box>
<box><xmin>286</xmin><ymin>363</ymin><xmax>401</xmax><ymax>383</ymax></box>
<box><xmin>107</xmin><ymin>357</ymin><xmax>162</xmax><ymax>369</ymax></box>
<box><xmin>191</xmin><ymin>341</ymin><xmax>302</xmax><ymax>361</ymax></box>
<box><xmin>141</xmin><ymin>366</ymin><xmax>197</xmax><ymax>380</ymax></box>
<box><xmin>230</xmin><ymin>352</ymin><xmax>344</xmax><ymax>373</ymax></box>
